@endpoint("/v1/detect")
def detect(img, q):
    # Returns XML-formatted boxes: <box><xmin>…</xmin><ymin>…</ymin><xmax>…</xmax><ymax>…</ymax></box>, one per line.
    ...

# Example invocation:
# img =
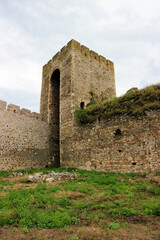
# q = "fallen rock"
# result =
<box><xmin>27</xmin><ymin>171</ymin><xmax>79</xmax><ymax>183</ymax></box>
<box><xmin>46</xmin><ymin>177</ymin><xmax>55</xmax><ymax>182</ymax></box>
<box><xmin>17</xmin><ymin>172</ymin><xmax>23</xmax><ymax>176</ymax></box>
<box><xmin>28</xmin><ymin>175</ymin><xmax>34</xmax><ymax>182</ymax></box>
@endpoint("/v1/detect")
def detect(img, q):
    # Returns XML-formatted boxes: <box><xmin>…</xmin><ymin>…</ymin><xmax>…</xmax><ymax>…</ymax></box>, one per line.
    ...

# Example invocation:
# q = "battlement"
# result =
<box><xmin>43</xmin><ymin>39</ymin><xmax>114</xmax><ymax>71</ymax></box>
<box><xmin>66</xmin><ymin>39</ymin><xmax>114</xmax><ymax>67</ymax></box>
<box><xmin>0</xmin><ymin>100</ymin><xmax>42</xmax><ymax>120</ymax></box>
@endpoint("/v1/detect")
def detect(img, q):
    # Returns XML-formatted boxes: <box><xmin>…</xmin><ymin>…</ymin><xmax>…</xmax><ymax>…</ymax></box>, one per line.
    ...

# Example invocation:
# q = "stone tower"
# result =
<box><xmin>40</xmin><ymin>39</ymin><xmax>116</xmax><ymax>166</ymax></box>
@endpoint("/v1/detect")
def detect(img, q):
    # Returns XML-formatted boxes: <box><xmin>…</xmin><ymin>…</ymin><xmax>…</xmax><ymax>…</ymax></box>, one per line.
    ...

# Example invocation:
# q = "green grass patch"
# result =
<box><xmin>0</xmin><ymin>167</ymin><xmax>160</xmax><ymax>230</ymax></box>
<box><xmin>109</xmin><ymin>222</ymin><xmax>120</xmax><ymax>230</ymax></box>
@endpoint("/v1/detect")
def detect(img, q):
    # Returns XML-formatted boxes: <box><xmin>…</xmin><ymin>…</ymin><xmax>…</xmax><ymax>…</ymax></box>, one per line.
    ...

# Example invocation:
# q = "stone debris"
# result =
<box><xmin>7</xmin><ymin>172</ymin><xmax>23</xmax><ymax>178</ymax></box>
<box><xmin>27</xmin><ymin>171</ymin><xmax>79</xmax><ymax>183</ymax></box>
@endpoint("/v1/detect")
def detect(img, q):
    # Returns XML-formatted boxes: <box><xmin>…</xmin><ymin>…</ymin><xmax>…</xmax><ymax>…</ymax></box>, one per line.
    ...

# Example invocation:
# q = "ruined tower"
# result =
<box><xmin>40</xmin><ymin>39</ymin><xmax>116</xmax><ymax>166</ymax></box>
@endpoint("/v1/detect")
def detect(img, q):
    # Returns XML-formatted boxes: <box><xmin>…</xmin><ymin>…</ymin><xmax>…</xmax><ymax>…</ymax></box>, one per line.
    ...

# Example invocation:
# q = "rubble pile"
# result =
<box><xmin>28</xmin><ymin>171</ymin><xmax>79</xmax><ymax>182</ymax></box>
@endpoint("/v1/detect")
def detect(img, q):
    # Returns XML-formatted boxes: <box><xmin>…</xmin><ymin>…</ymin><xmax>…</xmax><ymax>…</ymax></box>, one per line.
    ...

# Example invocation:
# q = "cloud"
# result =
<box><xmin>0</xmin><ymin>0</ymin><xmax>160</xmax><ymax>111</ymax></box>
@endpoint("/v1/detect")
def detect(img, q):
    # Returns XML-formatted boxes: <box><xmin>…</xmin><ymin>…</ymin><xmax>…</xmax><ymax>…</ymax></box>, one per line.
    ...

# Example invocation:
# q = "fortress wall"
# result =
<box><xmin>0</xmin><ymin>100</ymin><xmax>51</xmax><ymax>171</ymax></box>
<box><xmin>61</xmin><ymin>110</ymin><xmax>160</xmax><ymax>173</ymax></box>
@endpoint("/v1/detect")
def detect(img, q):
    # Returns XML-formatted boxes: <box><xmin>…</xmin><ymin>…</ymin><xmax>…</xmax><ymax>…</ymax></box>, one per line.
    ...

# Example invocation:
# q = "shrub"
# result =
<box><xmin>22</xmin><ymin>227</ymin><xmax>29</xmax><ymax>234</ymax></box>
<box><xmin>74</xmin><ymin>109</ymin><xmax>93</xmax><ymax>124</ymax></box>
<box><xmin>37</xmin><ymin>211</ymin><xmax>71</xmax><ymax>228</ymax></box>
<box><xmin>150</xmin><ymin>186</ymin><xmax>160</xmax><ymax>196</ymax></box>
<box><xmin>109</xmin><ymin>222</ymin><xmax>120</xmax><ymax>230</ymax></box>
<box><xmin>121</xmin><ymin>207</ymin><xmax>136</xmax><ymax>216</ymax></box>
<box><xmin>59</xmin><ymin>198</ymin><xmax>71</xmax><ymax>207</ymax></box>
<box><xmin>75</xmin><ymin>201</ymin><xmax>93</xmax><ymax>209</ymax></box>
<box><xmin>47</xmin><ymin>186</ymin><xmax>61</xmax><ymax>193</ymax></box>
<box><xmin>108</xmin><ymin>208</ymin><xmax>119</xmax><ymax>216</ymax></box>
<box><xmin>143</xmin><ymin>203</ymin><xmax>160</xmax><ymax>216</ymax></box>
<box><xmin>72</xmin><ymin>236</ymin><xmax>79</xmax><ymax>240</ymax></box>
<box><xmin>0</xmin><ymin>210</ymin><xmax>16</xmax><ymax>226</ymax></box>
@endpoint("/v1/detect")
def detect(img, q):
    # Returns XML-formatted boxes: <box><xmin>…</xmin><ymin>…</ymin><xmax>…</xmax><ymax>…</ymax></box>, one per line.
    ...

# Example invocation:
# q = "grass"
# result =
<box><xmin>0</xmin><ymin>167</ymin><xmax>160</xmax><ymax>239</ymax></box>
<box><xmin>75</xmin><ymin>84</ymin><xmax>160</xmax><ymax>124</ymax></box>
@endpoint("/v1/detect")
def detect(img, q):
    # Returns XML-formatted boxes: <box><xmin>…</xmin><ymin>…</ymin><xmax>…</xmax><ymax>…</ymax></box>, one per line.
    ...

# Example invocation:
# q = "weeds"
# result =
<box><xmin>0</xmin><ymin>167</ymin><xmax>160</xmax><ymax>231</ymax></box>
<box><xmin>75</xmin><ymin>84</ymin><xmax>160</xmax><ymax>124</ymax></box>
<box><xmin>109</xmin><ymin>222</ymin><xmax>120</xmax><ymax>230</ymax></box>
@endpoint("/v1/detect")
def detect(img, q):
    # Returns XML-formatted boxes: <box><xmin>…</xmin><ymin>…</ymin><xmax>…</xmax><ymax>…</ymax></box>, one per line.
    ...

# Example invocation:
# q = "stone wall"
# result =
<box><xmin>0</xmin><ymin>100</ymin><xmax>51</xmax><ymax>171</ymax></box>
<box><xmin>40</xmin><ymin>39</ymin><xmax>116</xmax><ymax>165</ymax></box>
<box><xmin>61</xmin><ymin>110</ymin><xmax>160</xmax><ymax>173</ymax></box>
<box><xmin>1</xmin><ymin>39</ymin><xmax>159</xmax><ymax>173</ymax></box>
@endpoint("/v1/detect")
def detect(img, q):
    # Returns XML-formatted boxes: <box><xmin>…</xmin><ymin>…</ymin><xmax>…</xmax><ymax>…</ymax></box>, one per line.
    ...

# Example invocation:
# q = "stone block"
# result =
<box><xmin>7</xmin><ymin>104</ymin><xmax>20</xmax><ymax>114</ymax></box>
<box><xmin>0</xmin><ymin>100</ymin><xmax>7</xmax><ymax>110</ymax></box>
<box><xmin>20</xmin><ymin>108</ymin><xmax>31</xmax><ymax>117</ymax></box>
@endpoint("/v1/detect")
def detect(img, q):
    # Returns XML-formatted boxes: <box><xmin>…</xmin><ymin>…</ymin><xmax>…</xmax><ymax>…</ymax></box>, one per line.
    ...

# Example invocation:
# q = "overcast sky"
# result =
<box><xmin>0</xmin><ymin>0</ymin><xmax>160</xmax><ymax>112</ymax></box>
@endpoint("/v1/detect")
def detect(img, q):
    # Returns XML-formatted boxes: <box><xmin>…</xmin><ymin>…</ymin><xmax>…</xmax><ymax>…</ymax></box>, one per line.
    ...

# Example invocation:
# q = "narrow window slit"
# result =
<box><xmin>80</xmin><ymin>102</ymin><xmax>85</xmax><ymax>109</ymax></box>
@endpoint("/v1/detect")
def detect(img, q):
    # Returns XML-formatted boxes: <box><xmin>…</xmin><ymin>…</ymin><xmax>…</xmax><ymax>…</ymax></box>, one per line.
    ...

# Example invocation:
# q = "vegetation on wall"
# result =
<box><xmin>75</xmin><ymin>84</ymin><xmax>160</xmax><ymax>124</ymax></box>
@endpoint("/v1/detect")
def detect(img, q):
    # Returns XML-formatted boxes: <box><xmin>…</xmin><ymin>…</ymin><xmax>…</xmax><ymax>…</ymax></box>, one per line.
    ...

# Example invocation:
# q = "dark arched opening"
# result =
<box><xmin>50</xmin><ymin>69</ymin><xmax>60</xmax><ymax>166</ymax></box>
<box><xmin>80</xmin><ymin>102</ymin><xmax>85</xmax><ymax>109</ymax></box>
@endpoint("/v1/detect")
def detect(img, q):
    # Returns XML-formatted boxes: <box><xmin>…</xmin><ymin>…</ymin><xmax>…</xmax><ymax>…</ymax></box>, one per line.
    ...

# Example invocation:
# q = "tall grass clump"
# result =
<box><xmin>75</xmin><ymin>84</ymin><xmax>160</xmax><ymax>124</ymax></box>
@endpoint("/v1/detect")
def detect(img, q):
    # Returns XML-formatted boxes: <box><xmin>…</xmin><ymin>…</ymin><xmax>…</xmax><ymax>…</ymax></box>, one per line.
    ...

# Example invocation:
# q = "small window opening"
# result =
<box><xmin>80</xmin><ymin>102</ymin><xmax>85</xmax><ymax>109</ymax></box>
<box><xmin>115</xmin><ymin>129</ymin><xmax>122</xmax><ymax>136</ymax></box>
<box><xmin>85</xmin><ymin>53</ymin><xmax>87</xmax><ymax>56</ymax></box>
<box><xmin>114</xmin><ymin>128</ymin><xmax>123</xmax><ymax>139</ymax></box>
<box><xmin>118</xmin><ymin>149</ymin><xmax>122</xmax><ymax>153</ymax></box>
<box><xmin>132</xmin><ymin>162</ymin><xmax>136</xmax><ymax>165</ymax></box>
<box><xmin>13</xmin><ymin>109</ymin><xmax>16</xmax><ymax>113</ymax></box>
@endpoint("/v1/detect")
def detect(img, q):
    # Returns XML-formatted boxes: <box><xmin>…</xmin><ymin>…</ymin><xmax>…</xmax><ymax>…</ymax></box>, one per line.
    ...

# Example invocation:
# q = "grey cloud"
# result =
<box><xmin>0</xmin><ymin>0</ymin><xmax>160</xmax><ymax>111</ymax></box>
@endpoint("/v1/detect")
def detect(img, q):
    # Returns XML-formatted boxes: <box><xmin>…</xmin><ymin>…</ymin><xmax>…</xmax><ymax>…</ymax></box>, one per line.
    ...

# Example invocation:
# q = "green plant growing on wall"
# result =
<box><xmin>88</xmin><ymin>90</ymin><xmax>98</xmax><ymax>106</ymax></box>
<box><xmin>74</xmin><ymin>108</ymin><xmax>93</xmax><ymax>124</ymax></box>
<box><xmin>74</xmin><ymin>84</ymin><xmax>160</xmax><ymax>124</ymax></box>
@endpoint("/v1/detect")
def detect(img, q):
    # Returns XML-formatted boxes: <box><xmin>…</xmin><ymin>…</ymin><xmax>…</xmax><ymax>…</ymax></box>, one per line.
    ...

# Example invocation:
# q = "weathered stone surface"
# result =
<box><xmin>46</xmin><ymin>177</ymin><xmax>55</xmax><ymax>182</ymax></box>
<box><xmin>0</xmin><ymin>104</ymin><xmax>51</xmax><ymax>171</ymax></box>
<box><xmin>40</xmin><ymin>39</ymin><xmax>116</xmax><ymax>166</ymax></box>
<box><xmin>61</xmin><ymin>110</ymin><xmax>160</xmax><ymax>173</ymax></box>
<box><xmin>27</xmin><ymin>171</ymin><xmax>79</xmax><ymax>182</ymax></box>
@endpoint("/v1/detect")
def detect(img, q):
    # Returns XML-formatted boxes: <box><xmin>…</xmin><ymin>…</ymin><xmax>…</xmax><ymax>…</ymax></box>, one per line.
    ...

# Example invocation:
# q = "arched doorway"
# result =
<box><xmin>50</xmin><ymin>69</ymin><xmax>60</xmax><ymax>166</ymax></box>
